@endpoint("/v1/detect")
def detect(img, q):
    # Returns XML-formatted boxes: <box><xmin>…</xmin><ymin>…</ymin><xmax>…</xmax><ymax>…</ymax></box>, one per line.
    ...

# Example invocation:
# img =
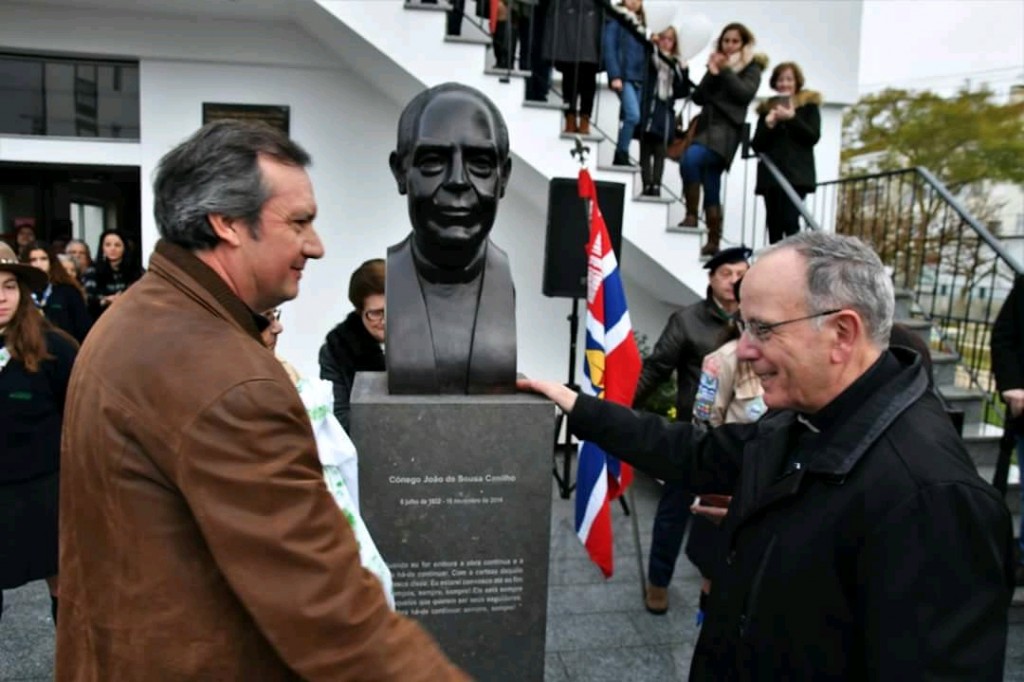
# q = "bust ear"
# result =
<box><xmin>498</xmin><ymin>157</ymin><xmax>512</xmax><ymax>198</ymax></box>
<box><xmin>389</xmin><ymin>151</ymin><xmax>408</xmax><ymax>195</ymax></box>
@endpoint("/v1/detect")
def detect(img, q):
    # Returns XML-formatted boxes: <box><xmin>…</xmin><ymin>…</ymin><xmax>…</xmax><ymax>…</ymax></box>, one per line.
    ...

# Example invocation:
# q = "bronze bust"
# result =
<box><xmin>386</xmin><ymin>83</ymin><xmax>517</xmax><ymax>395</ymax></box>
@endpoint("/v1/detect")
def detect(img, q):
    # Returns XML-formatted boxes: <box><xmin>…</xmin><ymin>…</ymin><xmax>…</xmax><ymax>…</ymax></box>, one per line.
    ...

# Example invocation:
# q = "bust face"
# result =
<box><xmin>394</xmin><ymin>91</ymin><xmax>510</xmax><ymax>270</ymax></box>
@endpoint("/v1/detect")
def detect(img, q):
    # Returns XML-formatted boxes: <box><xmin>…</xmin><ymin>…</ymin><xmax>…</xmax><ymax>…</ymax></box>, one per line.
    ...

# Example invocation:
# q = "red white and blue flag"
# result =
<box><xmin>574</xmin><ymin>169</ymin><xmax>642</xmax><ymax>578</ymax></box>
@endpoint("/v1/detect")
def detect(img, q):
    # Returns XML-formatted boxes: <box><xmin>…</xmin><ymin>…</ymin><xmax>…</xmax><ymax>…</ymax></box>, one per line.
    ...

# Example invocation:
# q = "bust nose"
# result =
<box><xmin>443</xmin><ymin>150</ymin><xmax>471</xmax><ymax>190</ymax></box>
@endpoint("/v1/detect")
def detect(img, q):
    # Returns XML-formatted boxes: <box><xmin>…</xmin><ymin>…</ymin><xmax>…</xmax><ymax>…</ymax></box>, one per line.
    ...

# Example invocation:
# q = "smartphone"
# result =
<box><xmin>768</xmin><ymin>95</ymin><xmax>792</xmax><ymax>108</ymax></box>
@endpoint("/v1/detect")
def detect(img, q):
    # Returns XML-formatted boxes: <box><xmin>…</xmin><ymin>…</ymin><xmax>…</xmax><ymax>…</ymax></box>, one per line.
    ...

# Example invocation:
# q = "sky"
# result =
<box><xmin>859</xmin><ymin>0</ymin><xmax>1024</xmax><ymax>97</ymax></box>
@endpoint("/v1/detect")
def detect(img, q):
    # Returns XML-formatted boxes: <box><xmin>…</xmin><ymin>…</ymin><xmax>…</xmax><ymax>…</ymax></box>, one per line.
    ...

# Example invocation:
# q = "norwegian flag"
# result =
<box><xmin>574</xmin><ymin>169</ymin><xmax>642</xmax><ymax>577</ymax></box>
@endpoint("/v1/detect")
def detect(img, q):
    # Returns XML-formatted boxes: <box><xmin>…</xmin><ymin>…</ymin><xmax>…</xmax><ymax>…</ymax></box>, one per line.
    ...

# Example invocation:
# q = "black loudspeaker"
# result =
<box><xmin>542</xmin><ymin>177</ymin><xmax>626</xmax><ymax>299</ymax></box>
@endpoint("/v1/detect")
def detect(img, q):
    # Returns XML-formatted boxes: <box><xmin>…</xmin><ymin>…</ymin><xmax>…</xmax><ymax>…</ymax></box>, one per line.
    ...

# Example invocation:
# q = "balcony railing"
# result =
<box><xmin>810</xmin><ymin>167</ymin><xmax>1024</xmax><ymax>425</ymax></box>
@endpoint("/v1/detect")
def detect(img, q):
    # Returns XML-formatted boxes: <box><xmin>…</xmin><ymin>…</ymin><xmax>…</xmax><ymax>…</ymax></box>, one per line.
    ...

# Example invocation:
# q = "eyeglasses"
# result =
<box><xmin>264</xmin><ymin>308</ymin><xmax>282</xmax><ymax>322</ymax></box>
<box><xmin>736</xmin><ymin>309</ymin><xmax>842</xmax><ymax>342</ymax></box>
<box><xmin>363</xmin><ymin>308</ymin><xmax>385</xmax><ymax>322</ymax></box>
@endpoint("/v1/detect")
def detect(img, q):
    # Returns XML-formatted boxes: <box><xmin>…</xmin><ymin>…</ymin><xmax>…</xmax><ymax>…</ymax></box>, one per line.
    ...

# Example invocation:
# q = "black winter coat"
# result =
<box><xmin>640</xmin><ymin>52</ymin><xmax>690</xmax><ymax>143</ymax></box>
<box><xmin>692</xmin><ymin>50</ymin><xmax>767</xmax><ymax>171</ymax></box>
<box><xmin>0</xmin><ymin>329</ymin><xmax>77</xmax><ymax>483</ymax></box>
<box><xmin>634</xmin><ymin>293</ymin><xmax>732</xmax><ymax>417</ymax></box>
<box><xmin>751</xmin><ymin>89</ymin><xmax>821</xmax><ymax>194</ymax></box>
<box><xmin>570</xmin><ymin>348</ymin><xmax>1014</xmax><ymax>680</ymax></box>
<box><xmin>542</xmin><ymin>0</ymin><xmax>603</xmax><ymax>65</ymax></box>
<box><xmin>38</xmin><ymin>283</ymin><xmax>92</xmax><ymax>342</ymax></box>
<box><xmin>318</xmin><ymin>311</ymin><xmax>385</xmax><ymax>433</ymax></box>
<box><xmin>991</xmin><ymin>275</ymin><xmax>1024</xmax><ymax>433</ymax></box>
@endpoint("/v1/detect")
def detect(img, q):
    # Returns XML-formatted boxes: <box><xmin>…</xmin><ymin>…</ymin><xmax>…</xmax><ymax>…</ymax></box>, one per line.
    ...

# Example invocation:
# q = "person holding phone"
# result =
<box><xmin>678</xmin><ymin>22</ymin><xmax>767</xmax><ymax>256</ymax></box>
<box><xmin>751</xmin><ymin>61</ymin><xmax>821</xmax><ymax>244</ymax></box>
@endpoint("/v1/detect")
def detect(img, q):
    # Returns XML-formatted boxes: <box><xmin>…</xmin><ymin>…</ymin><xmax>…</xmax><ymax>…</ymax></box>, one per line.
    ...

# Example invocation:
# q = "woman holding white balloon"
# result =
<box><xmin>678</xmin><ymin>22</ymin><xmax>767</xmax><ymax>256</ymax></box>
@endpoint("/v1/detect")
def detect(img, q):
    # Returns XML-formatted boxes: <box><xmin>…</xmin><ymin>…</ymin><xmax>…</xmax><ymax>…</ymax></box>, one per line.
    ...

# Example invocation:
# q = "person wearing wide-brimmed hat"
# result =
<box><xmin>0</xmin><ymin>241</ymin><xmax>78</xmax><ymax>625</ymax></box>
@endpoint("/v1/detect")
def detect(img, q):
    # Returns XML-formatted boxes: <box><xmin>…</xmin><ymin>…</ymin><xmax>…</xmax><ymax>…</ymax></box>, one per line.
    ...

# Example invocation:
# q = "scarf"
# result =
<box><xmin>31</xmin><ymin>283</ymin><xmax>53</xmax><ymax>308</ymax></box>
<box><xmin>652</xmin><ymin>49</ymin><xmax>675</xmax><ymax>100</ymax></box>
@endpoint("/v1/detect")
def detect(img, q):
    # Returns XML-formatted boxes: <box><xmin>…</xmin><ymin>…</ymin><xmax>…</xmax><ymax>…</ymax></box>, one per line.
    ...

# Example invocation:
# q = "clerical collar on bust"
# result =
<box><xmin>410</xmin><ymin>239</ymin><xmax>487</xmax><ymax>284</ymax></box>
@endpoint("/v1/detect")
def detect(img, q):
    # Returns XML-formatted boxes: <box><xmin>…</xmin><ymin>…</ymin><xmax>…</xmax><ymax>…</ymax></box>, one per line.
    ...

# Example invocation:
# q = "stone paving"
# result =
<box><xmin>2</xmin><ymin>473</ymin><xmax>1021</xmax><ymax>680</ymax></box>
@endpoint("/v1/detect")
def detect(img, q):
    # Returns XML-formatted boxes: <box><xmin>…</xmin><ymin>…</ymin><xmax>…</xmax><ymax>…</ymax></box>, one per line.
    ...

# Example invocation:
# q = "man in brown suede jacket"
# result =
<box><xmin>57</xmin><ymin>121</ymin><xmax>467</xmax><ymax>681</ymax></box>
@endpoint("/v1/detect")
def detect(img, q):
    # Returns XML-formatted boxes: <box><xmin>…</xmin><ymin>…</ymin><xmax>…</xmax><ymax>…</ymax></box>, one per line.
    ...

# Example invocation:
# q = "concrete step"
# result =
<box><xmin>404</xmin><ymin>1</ymin><xmax>454</xmax><ymax>11</ymax></box>
<box><xmin>930</xmin><ymin>351</ymin><xmax>958</xmax><ymax>388</ymax></box>
<box><xmin>961</xmin><ymin>422</ymin><xmax>1003</xmax><ymax>468</ymax></box>
<box><xmin>444</xmin><ymin>34</ymin><xmax>491</xmax><ymax>46</ymax></box>
<box><xmin>523</xmin><ymin>99</ymin><xmax>567</xmax><ymax>111</ymax></box>
<box><xmin>596</xmin><ymin>164</ymin><xmax>641</xmax><ymax>175</ymax></box>
<box><xmin>895</xmin><ymin>317</ymin><xmax>931</xmax><ymax>347</ymax></box>
<box><xmin>895</xmin><ymin>289</ymin><xmax>914</xmax><ymax>319</ymax></box>
<box><xmin>939</xmin><ymin>386</ymin><xmax>987</xmax><ymax>427</ymax></box>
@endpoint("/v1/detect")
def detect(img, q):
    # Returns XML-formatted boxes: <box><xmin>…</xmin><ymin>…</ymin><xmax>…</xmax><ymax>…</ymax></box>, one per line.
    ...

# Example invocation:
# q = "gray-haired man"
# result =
<box><xmin>58</xmin><ymin>121</ymin><xmax>466</xmax><ymax>680</ymax></box>
<box><xmin>521</xmin><ymin>231</ymin><xmax>1014</xmax><ymax>679</ymax></box>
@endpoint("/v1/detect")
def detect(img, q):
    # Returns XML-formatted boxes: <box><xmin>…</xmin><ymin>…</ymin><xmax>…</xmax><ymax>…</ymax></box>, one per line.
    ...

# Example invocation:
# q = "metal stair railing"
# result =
<box><xmin>811</xmin><ymin>166</ymin><xmax>1024</xmax><ymax>427</ymax></box>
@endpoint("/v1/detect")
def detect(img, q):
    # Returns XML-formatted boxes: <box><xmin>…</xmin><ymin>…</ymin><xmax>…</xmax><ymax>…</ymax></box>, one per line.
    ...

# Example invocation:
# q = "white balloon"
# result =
<box><xmin>671</xmin><ymin>12</ymin><xmax>714</xmax><ymax>64</ymax></box>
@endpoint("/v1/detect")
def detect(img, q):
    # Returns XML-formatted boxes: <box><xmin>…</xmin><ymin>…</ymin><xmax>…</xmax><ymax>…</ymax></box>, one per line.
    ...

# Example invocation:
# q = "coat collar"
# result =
<box><xmin>729</xmin><ymin>347</ymin><xmax>928</xmax><ymax>528</ymax></box>
<box><xmin>148</xmin><ymin>240</ymin><xmax>266</xmax><ymax>345</ymax></box>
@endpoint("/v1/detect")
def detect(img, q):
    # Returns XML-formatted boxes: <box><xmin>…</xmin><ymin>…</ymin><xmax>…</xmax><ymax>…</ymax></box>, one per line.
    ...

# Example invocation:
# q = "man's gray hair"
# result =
<box><xmin>153</xmin><ymin>121</ymin><xmax>311</xmax><ymax>250</ymax></box>
<box><xmin>761</xmin><ymin>232</ymin><xmax>894</xmax><ymax>347</ymax></box>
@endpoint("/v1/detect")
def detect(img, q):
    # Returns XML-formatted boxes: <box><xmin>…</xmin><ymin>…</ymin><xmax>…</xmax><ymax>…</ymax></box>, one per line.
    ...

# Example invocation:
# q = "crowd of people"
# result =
<box><xmin>0</xmin><ymin>5</ymin><xmax>1020</xmax><ymax>677</ymax></box>
<box><xmin>430</xmin><ymin>0</ymin><xmax>823</xmax><ymax>255</ymax></box>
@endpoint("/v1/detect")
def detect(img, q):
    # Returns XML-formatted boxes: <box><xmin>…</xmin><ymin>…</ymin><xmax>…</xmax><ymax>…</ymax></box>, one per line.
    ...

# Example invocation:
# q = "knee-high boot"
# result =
<box><xmin>678</xmin><ymin>183</ymin><xmax>701</xmax><ymax>227</ymax></box>
<box><xmin>701</xmin><ymin>205</ymin><xmax>722</xmax><ymax>256</ymax></box>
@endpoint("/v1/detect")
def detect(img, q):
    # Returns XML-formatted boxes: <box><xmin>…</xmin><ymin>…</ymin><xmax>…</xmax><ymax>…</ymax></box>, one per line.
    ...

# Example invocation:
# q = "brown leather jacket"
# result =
<box><xmin>57</xmin><ymin>240</ymin><xmax>467</xmax><ymax>681</ymax></box>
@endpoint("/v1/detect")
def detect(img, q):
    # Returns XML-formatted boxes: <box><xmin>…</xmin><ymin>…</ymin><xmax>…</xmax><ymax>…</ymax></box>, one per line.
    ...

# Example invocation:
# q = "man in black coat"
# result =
<box><xmin>989</xmin><ymin>275</ymin><xmax>1024</xmax><ymax>585</ymax></box>
<box><xmin>521</xmin><ymin>231</ymin><xmax>1014</xmax><ymax>679</ymax></box>
<box><xmin>634</xmin><ymin>246</ymin><xmax>749</xmax><ymax>614</ymax></box>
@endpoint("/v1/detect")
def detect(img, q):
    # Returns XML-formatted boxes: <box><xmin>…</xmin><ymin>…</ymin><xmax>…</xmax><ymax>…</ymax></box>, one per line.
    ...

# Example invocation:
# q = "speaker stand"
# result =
<box><xmin>553</xmin><ymin>297</ymin><xmax>580</xmax><ymax>499</ymax></box>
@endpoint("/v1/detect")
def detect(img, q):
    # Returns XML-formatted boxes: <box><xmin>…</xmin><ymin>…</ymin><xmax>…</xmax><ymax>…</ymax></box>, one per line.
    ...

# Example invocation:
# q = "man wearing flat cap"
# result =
<box><xmin>632</xmin><ymin>245</ymin><xmax>751</xmax><ymax>614</ymax></box>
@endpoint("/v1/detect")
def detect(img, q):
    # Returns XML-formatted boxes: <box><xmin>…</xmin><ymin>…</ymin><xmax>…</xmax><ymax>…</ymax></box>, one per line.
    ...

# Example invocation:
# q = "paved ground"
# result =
<box><xmin>2</xmin><ymin>473</ymin><xmax>1022</xmax><ymax>680</ymax></box>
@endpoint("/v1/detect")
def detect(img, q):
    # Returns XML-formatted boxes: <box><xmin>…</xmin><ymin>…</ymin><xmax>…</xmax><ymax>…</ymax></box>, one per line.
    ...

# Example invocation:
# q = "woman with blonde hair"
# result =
<box><xmin>639</xmin><ymin>25</ymin><xmax>691</xmax><ymax>196</ymax></box>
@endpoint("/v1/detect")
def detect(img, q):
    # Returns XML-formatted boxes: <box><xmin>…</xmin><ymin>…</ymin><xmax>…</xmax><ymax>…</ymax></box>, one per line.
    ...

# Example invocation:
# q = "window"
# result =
<box><xmin>0</xmin><ymin>53</ymin><xmax>139</xmax><ymax>139</ymax></box>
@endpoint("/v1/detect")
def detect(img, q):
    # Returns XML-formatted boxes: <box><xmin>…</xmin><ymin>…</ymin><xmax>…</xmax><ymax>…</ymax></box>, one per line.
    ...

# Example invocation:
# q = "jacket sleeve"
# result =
<box><xmin>717</xmin><ymin>61</ymin><xmax>763</xmax><ymax>107</ymax></box>
<box><xmin>857</xmin><ymin>483</ymin><xmax>1013</xmax><ymax>679</ymax></box>
<box><xmin>990</xmin><ymin>277</ymin><xmax>1023</xmax><ymax>392</ymax></box>
<box><xmin>633</xmin><ymin>313</ymin><xmax>684</xmax><ymax>407</ymax></box>
<box><xmin>691</xmin><ymin>71</ymin><xmax>711</xmax><ymax>106</ymax></box>
<box><xmin>602</xmin><ymin>19</ymin><xmax>622</xmax><ymax>80</ymax></box>
<box><xmin>178</xmin><ymin>379</ymin><xmax>467</xmax><ymax>681</ymax></box>
<box><xmin>672</xmin><ymin>65</ymin><xmax>691</xmax><ymax>99</ymax></box>
<box><xmin>750</xmin><ymin>113</ymin><xmax>771</xmax><ymax>153</ymax></box>
<box><xmin>787</xmin><ymin>102</ymin><xmax>821</xmax><ymax>146</ymax></box>
<box><xmin>67</xmin><ymin>289</ymin><xmax>94</xmax><ymax>343</ymax></box>
<box><xmin>569</xmin><ymin>393</ymin><xmax>748</xmax><ymax>492</ymax></box>
<box><xmin>319</xmin><ymin>342</ymin><xmax>354</xmax><ymax>432</ymax></box>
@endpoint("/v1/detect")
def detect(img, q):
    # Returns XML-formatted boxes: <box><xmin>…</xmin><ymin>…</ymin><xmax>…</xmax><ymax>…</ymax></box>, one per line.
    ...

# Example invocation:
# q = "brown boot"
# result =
<box><xmin>578</xmin><ymin>115</ymin><xmax>591</xmax><ymax>135</ymax></box>
<box><xmin>563</xmin><ymin>112</ymin><xmax>578</xmax><ymax>134</ymax></box>
<box><xmin>701</xmin><ymin>205</ymin><xmax>723</xmax><ymax>256</ymax></box>
<box><xmin>644</xmin><ymin>583</ymin><xmax>669</xmax><ymax>615</ymax></box>
<box><xmin>677</xmin><ymin>183</ymin><xmax>701</xmax><ymax>227</ymax></box>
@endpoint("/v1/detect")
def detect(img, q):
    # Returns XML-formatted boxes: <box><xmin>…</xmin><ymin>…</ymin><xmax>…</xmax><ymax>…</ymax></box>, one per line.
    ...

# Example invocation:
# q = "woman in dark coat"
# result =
<box><xmin>602</xmin><ymin>0</ymin><xmax>648</xmax><ymax>166</ymax></box>
<box><xmin>0</xmin><ymin>242</ymin><xmax>78</xmax><ymax>624</ymax></box>
<box><xmin>318</xmin><ymin>259</ymin><xmax>387</xmax><ymax>433</ymax></box>
<box><xmin>21</xmin><ymin>241</ymin><xmax>93</xmax><ymax>342</ymax></box>
<box><xmin>542</xmin><ymin>0</ymin><xmax>603</xmax><ymax>134</ymax></box>
<box><xmin>639</xmin><ymin>25</ymin><xmax>690</xmax><ymax>196</ymax></box>
<box><xmin>679</xmin><ymin>22</ymin><xmax>767</xmax><ymax>256</ymax></box>
<box><xmin>751</xmin><ymin>61</ymin><xmax>821</xmax><ymax>244</ymax></box>
<box><xmin>90</xmin><ymin>229</ymin><xmax>144</xmax><ymax>318</ymax></box>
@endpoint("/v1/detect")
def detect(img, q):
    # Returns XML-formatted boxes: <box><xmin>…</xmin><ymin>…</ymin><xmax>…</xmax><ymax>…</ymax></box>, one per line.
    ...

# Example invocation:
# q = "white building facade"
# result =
<box><xmin>0</xmin><ymin>0</ymin><xmax>863</xmax><ymax>381</ymax></box>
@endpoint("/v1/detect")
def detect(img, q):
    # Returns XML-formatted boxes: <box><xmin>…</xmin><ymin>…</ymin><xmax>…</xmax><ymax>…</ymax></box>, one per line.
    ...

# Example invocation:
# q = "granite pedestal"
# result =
<box><xmin>351</xmin><ymin>373</ymin><xmax>556</xmax><ymax>681</ymax></box>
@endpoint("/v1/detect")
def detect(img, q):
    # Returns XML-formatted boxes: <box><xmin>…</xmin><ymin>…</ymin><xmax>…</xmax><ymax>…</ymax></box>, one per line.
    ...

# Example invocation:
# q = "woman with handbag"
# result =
<box><xmin>0</xmin><ymin>242</ymin><xmax>78</xmax><ymax>625</ymax></box>
<box><xmin>751</xmin><ymin>61</ymin><xmax>821</xmax><ymax>244</ymax></box>
<box><xmin>678</xmin><ymin>22</ymin><xmax>767</xmax><ymax>256</ymax></box>
<box><xmin>639</xmin><ymin>26</ymin><xmax>690</xmax><ymax>196</ymax></box>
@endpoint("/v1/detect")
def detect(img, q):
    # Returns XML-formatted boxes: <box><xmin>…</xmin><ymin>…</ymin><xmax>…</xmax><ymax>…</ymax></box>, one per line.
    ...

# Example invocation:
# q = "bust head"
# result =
<box><xmin>389</xmin><ymin>83</ymin><xmax>512</xmax><ymax>271</ymax></box>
